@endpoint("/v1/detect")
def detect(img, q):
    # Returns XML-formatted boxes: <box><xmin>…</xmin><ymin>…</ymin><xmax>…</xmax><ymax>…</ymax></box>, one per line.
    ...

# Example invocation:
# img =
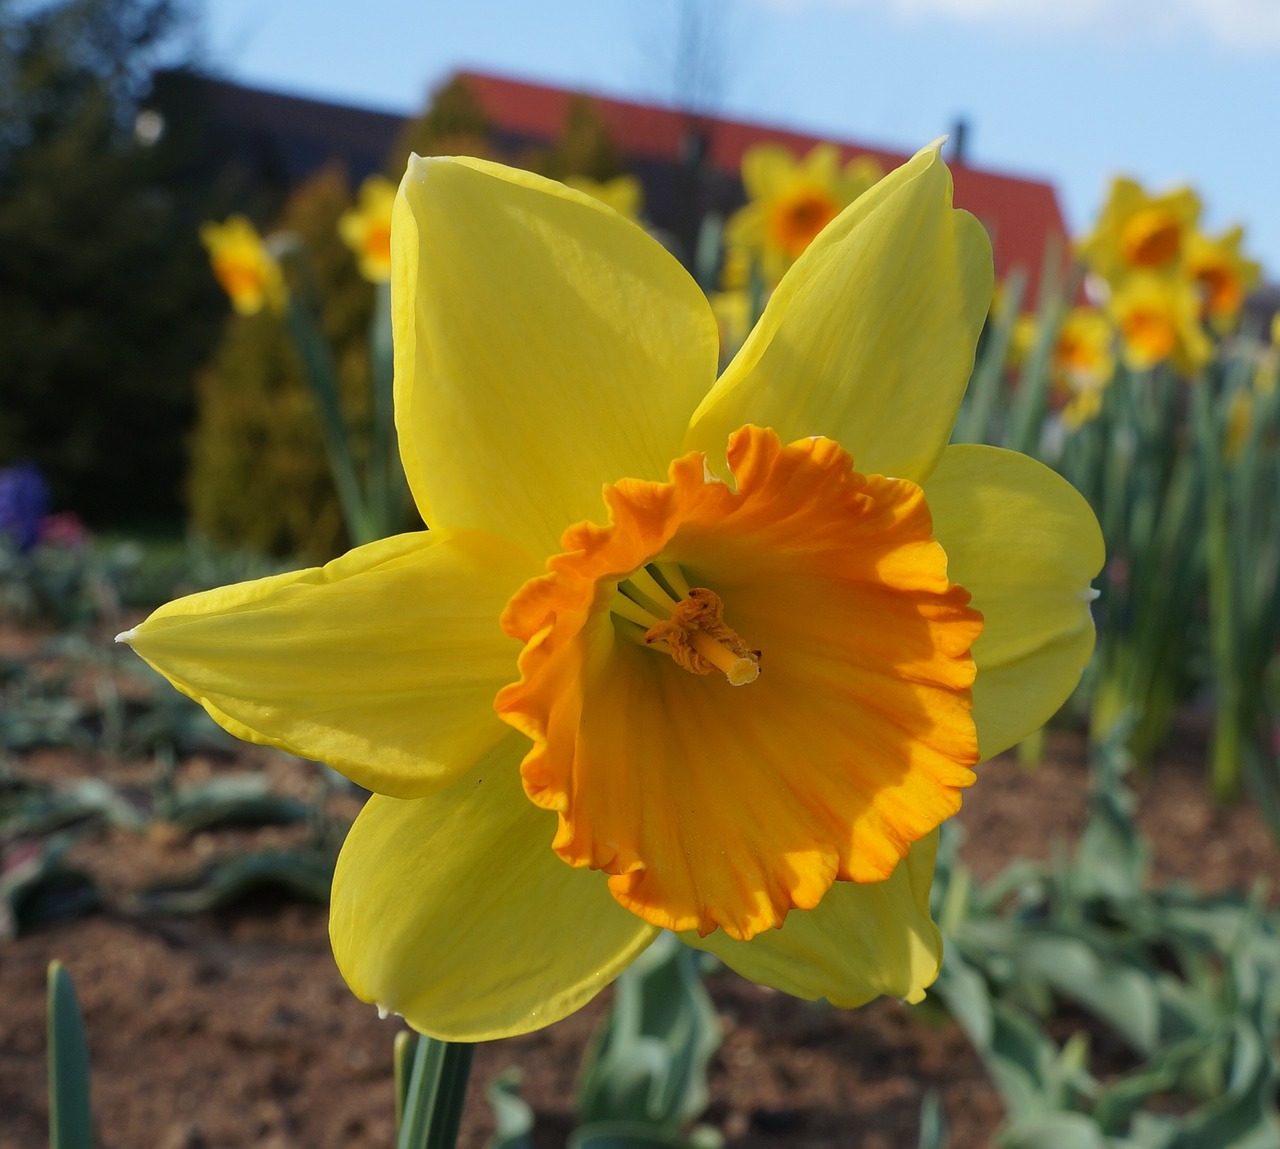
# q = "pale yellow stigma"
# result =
<box><xmin>612</xmin><ymin>570</ymin><xmax>760</xmax><ymax>686</ymax></box>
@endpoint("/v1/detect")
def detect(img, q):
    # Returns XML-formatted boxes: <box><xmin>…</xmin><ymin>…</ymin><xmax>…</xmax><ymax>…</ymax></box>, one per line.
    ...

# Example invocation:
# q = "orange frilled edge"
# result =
<box><xmin>496</xmin><ymin>425</ymin><xmax>983</xmax><ymax>941</ymax></box>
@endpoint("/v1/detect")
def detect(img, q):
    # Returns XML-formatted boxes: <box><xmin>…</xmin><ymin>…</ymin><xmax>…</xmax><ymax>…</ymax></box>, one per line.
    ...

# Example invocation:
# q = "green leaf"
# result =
<box><xmin>997</xmin><ymin>1111</ymin><xmax>1110</xmax><ymax>1149</ymax></box>
<box><xmin>1173</xmin><ymin>1020</ymin><xmax>1280</xmax><ymax>1148</ymax></box>
<box><xmin>1016</xmin><ymin>934</ymin><xmax>1160</xmax><ymax>1055</ymax></box>
<box><xmin>485</xmin><ymin>1069</ymin><xmax>534</xmax><ymax>1149</ymax></box>
<box><xmin>932</xmin><ymin>942</ymin><xmax>994</xmax><ymax>1050</ymax></box>
<box><xmin>918</xmin><ymin>1091</ymin><xmax>949</xmax><ymax>1149</ymax></box>
<box><xmin>568</xmin><ymin>1121</ymin><xmax>702</xmax><ymax>1149</ymax></box>
<box><xmin>160</xmin><ymin>774</ymin><xmax>308</xmax><ymax>832</ymax></box>
<box><xmin>576</xmin><ymin>933</ymin><xmax>721</xmax><ymax>1130</ymax></box>
<box><xmin>129</xmin><ymin>848</ymin><xmax>334</xmax><ymax>914</ymax></box>
<box><xmin>47</xmin><ymin>960</ymin><xmax>92</xmax><ymax>1149</ymax></box>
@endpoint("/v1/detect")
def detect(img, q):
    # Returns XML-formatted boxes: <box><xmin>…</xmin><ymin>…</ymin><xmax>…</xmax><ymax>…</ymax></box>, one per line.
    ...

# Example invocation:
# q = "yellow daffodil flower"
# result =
<box><xmin>726</xmin><ymin>143</ymin><xmax>884</xmax><ymax>287</ymax></box>
<box><xmin>563</xmin><ymin>174</ymin><xmax>644</xmax><ymax>222</ymax></box>
<box><xmin>1017</xmin><ymin>308</ymin><xmax>1116</xmax><ymax>429</ymax></box>
<box><xmin>121</xmin><ymin>144</ymin><xmax>1102</xmax><ymax>1041</ymax></box>
<box><xmin>1077</xmin><ymin>177</ymin><xmax>1202</xmax><ymax>285</ymax></box>
<box><xmin>199</xmin><ymin>215</ymin><xmax>286</xmax><ymax>315</ymax></box>
<box><xmin>1109</xmin><ymin>273</ymin><xmax>1212</xmax><ymax>375</ymax></box>
<box><xmin>1183</xmin><ymin>225</ymin><xmax>1261</xmax><ymax>332</ymax></box>
<box><xmin>338</xmin><ymin>175</ymin><xmax>398</xmax><ymax>283</ymax></box>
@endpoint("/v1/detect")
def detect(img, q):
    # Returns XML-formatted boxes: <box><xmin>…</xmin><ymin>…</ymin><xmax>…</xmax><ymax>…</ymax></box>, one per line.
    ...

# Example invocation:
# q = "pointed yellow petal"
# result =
<box><xmin>685</xmin><ymin>142</ymin><xmax>993</xmax><ymax>486</ymax></box>
<box><xmin>123</xmin><ymin>531</ymin><xmax>538</xmax><ymax>797</ymax></box>
<box><xmin>924</xmin><ymin>445</ymin><xmax>1104</xmax><ymax>759</ymax></box>
<box><xmin>329</xmin><ymin>734</ymin><xmax>658</xmax><ymax>1040</ymax></box>
<box><xmin>393</xmin><ymin>155</ymin><xmax>719</xmax><ymax>557</ymax></box>
<box><xmin>685</xmin><ymin>832</ymin><xmax>942</xmax><ymax>1006</ymax></box>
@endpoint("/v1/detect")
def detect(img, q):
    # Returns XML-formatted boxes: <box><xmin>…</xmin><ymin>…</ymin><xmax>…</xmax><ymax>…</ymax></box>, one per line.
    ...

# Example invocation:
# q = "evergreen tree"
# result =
<box><xmin>390</xmin><ymin>74</ymin><xmax>491</xmax><ymax>174</ymax></box>
<box><xmin>0</xmin><ymin>0</ymin><xmax>222</xmax><ymax>526</ymax></box>
<box><xmin>529</xmin><ymin>95</ymin><xmax>627</xmax><ymax>183</ymax></box>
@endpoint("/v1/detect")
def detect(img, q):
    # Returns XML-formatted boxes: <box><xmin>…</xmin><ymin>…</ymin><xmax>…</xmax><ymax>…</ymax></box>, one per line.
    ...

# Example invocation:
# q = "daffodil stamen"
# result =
<box><xmin>627</xmin><ymin>564</ymin><xmax>684</xmax><ymax>613</ymax></box>
<box><xmin>642</xmin><ymin>587</ymin><xmax>761</xmax><ymax>686</ymax></box>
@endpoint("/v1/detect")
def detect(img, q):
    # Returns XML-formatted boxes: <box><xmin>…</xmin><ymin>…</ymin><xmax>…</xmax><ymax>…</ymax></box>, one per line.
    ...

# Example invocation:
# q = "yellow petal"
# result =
<box><xmin>924</xmin><ymin>445</ymin><xmax>1103</xmax><ymax>759</ymax></box>
<box><xmin>685</xmin><ymin>142</ymin><xmax>993</xmax><ymax>486</ymax></box>
<box><xmin>122</xmin><ymin>530</ymin><xmax>537</xmax><ymax>798</ymax></box>
<box><xmin>393</xmin><ymin>155</ymin><xmax>719</xmax><ymax>557</ymax></box>
<box><xmin>329</xmin><ymin>733</ymin><xmax>658</xmax><ymax>1040</ymax></box>
<box><xmin>685</xmin><ymin>831</ymin><xmax>942</xmax><ymax>1006</ymax></box>
<box><xmin>740</xmin><ymin>143</ymin><xmax>797</xmax><ymax>202</ymax></box>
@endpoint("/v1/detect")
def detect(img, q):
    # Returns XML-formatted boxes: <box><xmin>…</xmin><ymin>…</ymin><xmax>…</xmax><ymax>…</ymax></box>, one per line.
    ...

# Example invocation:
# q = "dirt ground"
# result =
<box><xmin>1</xmin><ymin>622</ymin><xmax>1277</xmax><ymax>1149</ymax></box>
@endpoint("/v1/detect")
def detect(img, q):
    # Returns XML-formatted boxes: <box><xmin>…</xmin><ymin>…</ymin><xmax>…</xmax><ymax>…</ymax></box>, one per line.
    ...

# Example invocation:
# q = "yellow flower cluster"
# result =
<box><xmin>1076</xmin><ymin>177</ymin><xmax>1261</xmax><ymax>375</ymax></box>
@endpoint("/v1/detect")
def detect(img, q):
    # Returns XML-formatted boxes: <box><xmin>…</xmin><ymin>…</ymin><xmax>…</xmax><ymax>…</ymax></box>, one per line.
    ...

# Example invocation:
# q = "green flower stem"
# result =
<box><xmin>396</xmin><ymin>1035</ymin><xmax>475</xmax><ymax>1149</ymax></box>
<box><xmin>953</xmin><ymin>267</ymin><xmax>1025</xmax><ymax>446</ymax></box>
<box><xmin>367</xmin><ymin>279</ymin><xmax>406</xmax><ymax>537</ymax></box>
<box><xmin>284</xmin><ymin>295</ymin><xmax>378</xmax><ymax>546</ymax></box>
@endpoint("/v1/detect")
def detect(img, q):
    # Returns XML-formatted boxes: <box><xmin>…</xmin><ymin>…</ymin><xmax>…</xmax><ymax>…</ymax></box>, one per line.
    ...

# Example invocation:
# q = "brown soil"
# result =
<box><xmin>1</xmin><ymin>625</ymin><xmax>1276</xmax><ymax>1149</ymax></box>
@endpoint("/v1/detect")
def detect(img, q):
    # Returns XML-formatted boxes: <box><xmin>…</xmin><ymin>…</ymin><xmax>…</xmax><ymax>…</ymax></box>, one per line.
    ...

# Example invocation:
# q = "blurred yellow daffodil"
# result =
<box><xmin>1077</xmin><ymin>177</ymin><xmax>1202</xmax><ymax>285</ymax></box>
<box><xmin>338</xmin><ymin>175</ymin><xmax>398</xmax><ymax>283</ymax></box>
<box><xmin>121</xmin><ymin>144</ymin><xmax>1101</xmax><ymax>1041</ymax></box>
<box><xmin>726</xmin><ymin>143</ymin><xmax>884</xmax><ymax>286</ymax></box>
<box><xmin>563</xmin><ymin>173</ymin><xmax>644</xmax><ymax>222</ymax></box>
<box><xmin>199</xmin><ymin>215</ymin><xmax>286</xmax><ymax>315</ymax></box>
<box><xmin>1023</xmin><ymin>308</ymin><xmax>1116</xmax><ymax>429</ymax></box>
<box><xmin>1183</xmin><ymin>225</ymin><xmax>1261</xmax><ymax>331</ymax></box>
<box><xmin>1109</xmin><ymin>273</ymin><xmax>1211</xmax><ymax>375</ymax></box>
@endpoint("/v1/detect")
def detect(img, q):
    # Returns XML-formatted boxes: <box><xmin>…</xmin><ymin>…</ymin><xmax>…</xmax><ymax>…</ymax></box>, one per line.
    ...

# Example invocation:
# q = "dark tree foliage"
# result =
<box><xmin>527</xmin><ymin>95</ymin><xmax>627</xmax><ymax>184</ymax></box>
<box><xmin>0</xmin><ymin>0</ymin><xmax>224</xmax><ymax>527</ymax></box>
<box><xmin>389</xmin><ymin>74</ymin><xmax>492</xmax><ymax>173</ymax></box>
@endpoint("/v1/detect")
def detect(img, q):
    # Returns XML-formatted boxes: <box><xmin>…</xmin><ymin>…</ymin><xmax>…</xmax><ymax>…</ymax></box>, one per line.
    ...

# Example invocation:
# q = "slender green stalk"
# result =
<box><xmin>367</xmin><ymin>279</ymin><xmax>404</xmax><ymax>536</ymax></box>
<box><xmin>952</xmin><ymin>268</ymin><xmax>1025</xmax><ymax>445</ymax></box>
<box><xmin>284</xmin><ymin>295</ymin><xmax>377</xmax><ymax>545</ymax></box>
<box><xmin>393</xmin><ymin>1030</ymin><xmax>416</xmax><ymax>1134</ymax></box>
<box><xmin>426</xmin><ymin>1042</ymin><xmax>475</xmax><ymax>1149</ymax></box>
<box><xmin>396</xmin><ymin>1035</ymin><xmax>475</xmax><ymax>1149</ymax></box>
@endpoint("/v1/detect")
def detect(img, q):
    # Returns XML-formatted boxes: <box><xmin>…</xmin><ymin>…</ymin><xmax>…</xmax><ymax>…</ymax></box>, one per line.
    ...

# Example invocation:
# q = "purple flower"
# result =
<box><xmin>0</xmin><ymin>463</ymin><xmax>51</xmax><ymax>553</ymax></box>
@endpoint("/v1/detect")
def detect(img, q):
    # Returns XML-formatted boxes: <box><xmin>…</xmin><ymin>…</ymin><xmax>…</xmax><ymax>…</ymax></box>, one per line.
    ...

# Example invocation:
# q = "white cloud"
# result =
<box><xmin>756</xmin><ymin>0</ymin><xmax>1280</xmax><ymax>53</ymax></box>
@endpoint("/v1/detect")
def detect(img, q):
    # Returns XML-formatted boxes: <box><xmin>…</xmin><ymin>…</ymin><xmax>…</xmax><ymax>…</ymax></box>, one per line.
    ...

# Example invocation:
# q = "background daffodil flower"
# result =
<box><xmin>121</xmin><ymin>143</ymin><xmax>1103</xmax><ymax>1041</ymax></box>
<box><xmin>1077</xmin><ymin>176</ymin><xmax>1202</xmax><ymax>286</ymax></box>
<box><xmin>199</xmin><ymin>214</ymin><xmax>286</xmax><ymax>315</ymax></box>
<box><xmin>1016</xmin><ymin>308</ymin><xmax>1116</xmax><ymax>429</ymax></box>
<box><xmin>338</xmin><ymin>175</ymin><xmax>397</xmax><ymax>283</ymax></box>
<box><xmin>1183</xmin><ymin>225</ymin><xmax>1261</xmax><ymax>332</ymax></box>
<box><xmin>1109</xmin><ymin>273</ymin><xmax>1212</xmax><ymax>375</ymax></box>
<box><xmin>725</xmin><ymin>142</ymin><xmax>884</xmax><ymax>287</ymax></box>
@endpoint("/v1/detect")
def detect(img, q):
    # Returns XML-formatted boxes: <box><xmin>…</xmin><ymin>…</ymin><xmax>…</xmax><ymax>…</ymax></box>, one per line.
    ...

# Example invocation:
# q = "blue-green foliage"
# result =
<box><xmin>929</xmin><ymin>727</ymin><xmax>1280</xmax><ymax>1147</ymax></box>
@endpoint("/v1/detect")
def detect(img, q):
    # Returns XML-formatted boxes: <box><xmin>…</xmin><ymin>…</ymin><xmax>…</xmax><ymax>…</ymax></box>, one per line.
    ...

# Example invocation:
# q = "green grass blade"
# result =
<box><xmin>47</xmin><ymin>960</ymin><xmax>92</xmax><ymax>1149</ymax></box>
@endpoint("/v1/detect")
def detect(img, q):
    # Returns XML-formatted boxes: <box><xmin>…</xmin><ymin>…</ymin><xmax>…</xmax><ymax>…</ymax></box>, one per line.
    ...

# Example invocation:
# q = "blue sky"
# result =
<box><xmin>197</xmin><ymin>0</ymin><xmax>1280</xmax><ymax>279</ymax></box>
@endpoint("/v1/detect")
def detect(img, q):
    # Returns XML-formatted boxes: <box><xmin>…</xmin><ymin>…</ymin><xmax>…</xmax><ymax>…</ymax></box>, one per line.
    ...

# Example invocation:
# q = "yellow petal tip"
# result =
<box><xmin>114</xmin><ymin>628</ymin><xmax>136</xmax><ymax>645</ymax></box>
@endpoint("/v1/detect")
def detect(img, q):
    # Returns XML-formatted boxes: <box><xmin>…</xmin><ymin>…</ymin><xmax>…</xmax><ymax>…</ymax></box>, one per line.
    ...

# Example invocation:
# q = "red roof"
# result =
<box><xmin>459</xmin><ymin>70</ymin><xmax>1070</xmax><ymax>302</ymax></box>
